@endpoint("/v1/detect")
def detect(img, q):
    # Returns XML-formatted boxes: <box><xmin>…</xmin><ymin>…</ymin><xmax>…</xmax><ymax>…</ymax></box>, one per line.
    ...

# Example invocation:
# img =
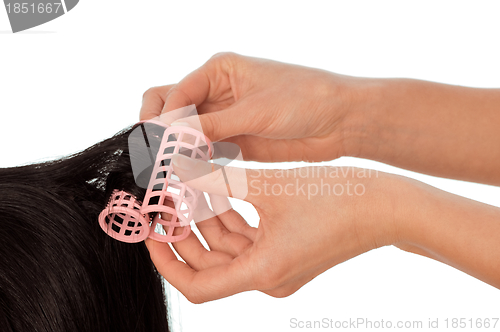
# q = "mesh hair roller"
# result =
<box><xmin>98</xmin><ymin>122</ymin><xmax>212</xmax><ymax>243</ymax></box>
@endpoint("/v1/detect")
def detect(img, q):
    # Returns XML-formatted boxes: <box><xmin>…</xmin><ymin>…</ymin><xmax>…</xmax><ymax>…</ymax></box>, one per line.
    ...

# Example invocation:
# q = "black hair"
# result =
<box><xmin>0</xmin><ymin>123</ymin><xmax>170</xmax><ymax>331</ymax></box>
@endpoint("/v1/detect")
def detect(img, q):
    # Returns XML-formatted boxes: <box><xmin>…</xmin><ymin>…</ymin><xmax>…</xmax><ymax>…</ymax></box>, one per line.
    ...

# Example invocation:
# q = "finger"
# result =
<box><xmin>145</xmin><ymin>238</ymin><xmax>254</xmax><ymax>303</ymax></box>
<box><xmin>209</xmin><ymin>194</ymin><xmax>257</xmax><ymax>241</ymax></box>
<box><xmin>189</xmin><ymin>193</ymin><xmax>230</xmax><ymax>249</ymax></box>
<box><xmin>156</xmin><ymin>195</ymin><xmax>234</xmax><ymax>268</ymax></box>
<box><xmin>193</xmin><ymin>194</ymin><xmax>254</xmax><ymax>257</ymax></box>
<box><xmin>161</xmin><ymin>55</ymin><xmax>259</xmax><ymax>142</ymax></box>
<box><xmin>170</xmin><ymin>226</ymin><xmax>234</xmax><ymax>271</ymax></box>
<box><xmin>161</xmin><ymin>68</ymin><xmax>212</xmax><ymax>113</ymax></box>
<box><xmin>161</xmin><ymin>53</ymin><xmax>235</xmax><ymax>114</ymax></box>
<box><xmin>140</xmin><ymin>85</ymin><xmax>175</xmax><ymax>121</ymax></box>
<box><xmin>169</xmin><ymin>99</ymin><xmax>259</xmax><ymax>142</ymax></box>
<box><xmin>171</xmin><ymin>154</ymin><xmax>258</xmax><ymax>203</ymax></box>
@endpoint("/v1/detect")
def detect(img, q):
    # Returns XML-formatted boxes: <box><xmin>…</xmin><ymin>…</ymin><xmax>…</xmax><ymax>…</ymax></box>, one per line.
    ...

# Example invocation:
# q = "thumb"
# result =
<box><xmin>171</xmin><ymin>154</ymin><xmax>252</xmax><ymax>202</ymax></box>
<box><xmin>171</xmin><ymin>105</ymin><xmax>254</xmax><ymax>142</ymax></box>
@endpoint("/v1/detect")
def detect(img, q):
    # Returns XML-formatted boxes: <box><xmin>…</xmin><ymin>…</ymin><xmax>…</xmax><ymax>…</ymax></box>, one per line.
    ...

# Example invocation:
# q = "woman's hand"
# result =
<box><xmin>140</xmin><ymin>53</ymin><xmax>500</xmax><ymax>185</ymax></box>
<box><xmin>145</xmin><ymin>157</ymin><xmax>415</xmax><ymax>303</ymax></box>
<box><xmin>146</xmin><ymin>157</ymin><xmax>500</xmax><ymax>303</ymax></box>
<box><xmin>140</xmin><ymin>52</ymin><xmax>373</xmax><ymax>162</ymax></box>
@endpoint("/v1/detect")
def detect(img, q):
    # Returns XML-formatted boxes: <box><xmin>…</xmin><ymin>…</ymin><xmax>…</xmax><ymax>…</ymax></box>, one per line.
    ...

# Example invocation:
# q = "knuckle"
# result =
<box><xmin>198</xmin><ymin>251</ymin><xmax>211</xmax><ymax>270</ymax></box>
<box><xmin>267</xmin><ymin>286</ymin><xmax>294</xmax><ymax>298</ymax></box>
<box><xmin>173</xmin><ymin>87</ymin><xmax>193</xmax><ymax>106</ymax></box>
<box><xmin>233</xmin><ymin>237</ymin><xmax>253</xmax><ymax>256</ymax></box>
<box><xmin>184</xmin><ymin>289</ymin><xmax>205</xmax><ymax>304</ymax></box>
<box><xmin>203</xmin><ymin>112</ymin><xmax>221</xmax><ymax>140</ymax></box>
<box><xmin>209</xmin><ymin>51</ymin><xmax>236</xmax><ymax>61</ymax></box>
<box><xmin>236</xmin><ymin>221</ymin><xmax>252</xmax><ymax>237</ymax></box>
<box><xmin>207</xmin><ymin>52</ymin><xmax>239</xmax><ymax>72</ymax></box>
<box><xmin>142</xmin><ymin>87</ymin><xmax>158</xmax><ymax>100</ymax></box>
<box><xmin>216</xmin><ymin>226</ymin><xmax>231</xmax><ymax>245</ymax></box>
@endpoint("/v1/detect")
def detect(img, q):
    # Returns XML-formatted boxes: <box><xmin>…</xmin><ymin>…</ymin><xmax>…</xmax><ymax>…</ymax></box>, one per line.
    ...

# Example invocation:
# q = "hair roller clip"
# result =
<box><xmin>98</xmin><ymin>120</ymin><xmax>213</xmax><ymax>243</ymax></box>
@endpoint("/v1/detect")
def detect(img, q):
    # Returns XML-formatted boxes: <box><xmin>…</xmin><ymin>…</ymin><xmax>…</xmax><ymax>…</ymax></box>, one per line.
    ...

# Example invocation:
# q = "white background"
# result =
<box><xmin>1</xmin><ymin>1</ymin><xmax>499</xmax><ymax>331</ymax></box>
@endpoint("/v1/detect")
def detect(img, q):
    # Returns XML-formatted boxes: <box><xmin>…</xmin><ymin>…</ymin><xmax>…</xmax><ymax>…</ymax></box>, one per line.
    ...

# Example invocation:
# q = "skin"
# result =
<box><xmin>140</xmin><ymin>52</ymin><xmax>500</xmax><ymax>303</ymax></box>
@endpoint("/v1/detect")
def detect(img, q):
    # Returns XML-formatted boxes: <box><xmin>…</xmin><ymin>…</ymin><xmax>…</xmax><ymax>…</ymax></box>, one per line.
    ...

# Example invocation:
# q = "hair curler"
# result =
<box><xmin>98</xmin><ymin>122</ymin><xmax>212</xmax><ymax>243</ymax></box>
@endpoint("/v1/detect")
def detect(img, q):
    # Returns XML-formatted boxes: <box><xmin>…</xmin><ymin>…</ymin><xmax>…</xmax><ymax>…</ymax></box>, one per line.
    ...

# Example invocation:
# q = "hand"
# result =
<box><xmin>145</xmin><ymin>155</ymin><xmax>414</xmax><ymax>303</ymax></box>
<box><xmin>140</xmin><ymin>52</ymin><xmax>372</xmax><ymax>162</ymax></box>
<box><xmin>140</xmin><ymin>54</ymin><xmax>500</xmax><ymax>185</ymax></box>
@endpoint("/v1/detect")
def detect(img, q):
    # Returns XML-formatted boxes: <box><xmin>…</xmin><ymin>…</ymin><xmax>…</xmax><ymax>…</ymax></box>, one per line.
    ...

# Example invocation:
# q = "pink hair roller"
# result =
<box><xmin>98</xmin><ymin>190</ymin><xmax>150</xmax><ymax>243</ymax></box>
<box><xmin>98</xmin><ymin>122</ymin><xmax>212</xmax><ymax>243</ymax></box>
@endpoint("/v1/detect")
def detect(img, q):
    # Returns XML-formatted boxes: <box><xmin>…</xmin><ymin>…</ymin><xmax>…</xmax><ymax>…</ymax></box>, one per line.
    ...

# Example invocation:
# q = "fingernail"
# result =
<box><xmin>172</xmin><ymin>154</ymin><xmax>195</xmax><ymax>170</ymax></box>
<box><xmin>170</xmin><ymin>121</ymin><xmax>190</xmax><ymax>127</ymax></box>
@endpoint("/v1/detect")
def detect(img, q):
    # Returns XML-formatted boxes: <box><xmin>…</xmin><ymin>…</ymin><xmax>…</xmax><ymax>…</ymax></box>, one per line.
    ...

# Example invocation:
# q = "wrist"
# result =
<box><xmin>386</xmin><ymin>175</ymin><xmax>439</xmax><ymax>249</ymax></box>
<box><xmin>343</xmin><ymin>173</ymin><xmax>409</xmax><ymax>251</ymax></box>
<box><xmin>339</xmin><ymin>77</ymin><xmax>407</xmax><ymax>161</ymax></box>
<box><xmin>337</xmin><ymin>77</ymin><xmax>386</xmax><ymax>158</ymax></box>
<box><xmin>358</xmin><ymin>173</ymin><xmax>425</xmax><ymax>249</ymax></box>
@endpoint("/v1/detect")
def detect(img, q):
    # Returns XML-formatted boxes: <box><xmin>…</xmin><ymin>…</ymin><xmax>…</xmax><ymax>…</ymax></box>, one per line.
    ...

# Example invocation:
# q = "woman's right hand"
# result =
<box><xmin>145</xmin><ymin>157</ymin><xmax>411</xmax><ymax>303</ymax></box>
<box><xmin>140</xmin><ymin>52</ymin><xmax>373</xmax><ymax>162</ymax></box>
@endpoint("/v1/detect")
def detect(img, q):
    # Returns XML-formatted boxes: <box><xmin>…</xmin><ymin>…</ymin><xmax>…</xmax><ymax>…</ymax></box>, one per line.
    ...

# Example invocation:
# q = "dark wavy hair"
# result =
<box><xmin>0</xmin><ymin>123</ymin><xmax>170</xmax><ymax>331</ymax></box>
